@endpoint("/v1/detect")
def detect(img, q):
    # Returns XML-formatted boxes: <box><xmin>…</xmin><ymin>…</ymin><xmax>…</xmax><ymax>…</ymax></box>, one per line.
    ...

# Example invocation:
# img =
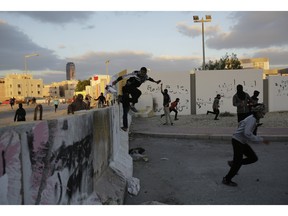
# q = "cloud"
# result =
<box><xmin>0</xmin><ymin>21</ymin><xmax>66</xmax><ymax>78</ymax></box>
<box><xmin>207</xmin><ymin>11</ymin><xmax>288</xmax><ymax>49</ymax></box>
<box><xmin>65</xmin><ymin>50</ymin><xmax>200</xmax><ymax>81</ymax></box>
<box><xmin>7</xmin><ymin>11</ymin><xmax>95</xmax><ymax>24</ymax></box>
<box><xmin>176</xmin><ymin>21</ymin><xmax>220</xmax><ymax>38</ymax></box>
<box><xmin>0</xmin><ymin>20</ymin><xmax>200</xmax><ymax>84</ymax></box>
<box><xmin>82</xmin><ymin>25</ymin><xmax>95</xmax><ymax>30</ymax></box>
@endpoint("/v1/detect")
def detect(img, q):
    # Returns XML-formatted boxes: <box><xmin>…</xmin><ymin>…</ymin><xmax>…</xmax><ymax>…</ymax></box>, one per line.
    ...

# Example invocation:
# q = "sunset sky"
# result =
<box><xmin>1</xmin><ymin>1</ymin><xmax>288</xmax><ymax>84</ymax></box>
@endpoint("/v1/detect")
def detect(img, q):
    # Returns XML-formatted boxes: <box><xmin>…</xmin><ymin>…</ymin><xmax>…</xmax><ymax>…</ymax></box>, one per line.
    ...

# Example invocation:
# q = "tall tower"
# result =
<box><xmin>66</xmin><ymin>62</ymin><xmax>75</xmax><ymax>80</ymax></box>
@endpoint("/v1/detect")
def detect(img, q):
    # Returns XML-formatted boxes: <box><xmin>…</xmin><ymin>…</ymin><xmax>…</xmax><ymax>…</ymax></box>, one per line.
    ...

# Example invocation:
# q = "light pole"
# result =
<box><xmin>193</xmin><ymin>15</ymin><xmax>212</xmax><ymax>70</ymax></box>
<box><xmin>24</xmin><ymin>53</ymin><xmax>39</xmax><ymax>73</ymax></box>
<box><xmin>24</xmin><ymin>53</ymin><xmax>39</xmax><ymax>99</ymax></box>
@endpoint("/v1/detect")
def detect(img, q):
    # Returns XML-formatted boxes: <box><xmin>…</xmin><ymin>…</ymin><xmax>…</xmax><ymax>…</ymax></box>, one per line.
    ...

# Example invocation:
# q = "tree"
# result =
<box><xmin>75</xmin><ymin>78</ymin><xmax>91</xmax><ymax>91</ymax></box>
<box><xmin>198</xmin><ymin>53</ymin><xmax>243</xmax><ymax>70</ymax></box>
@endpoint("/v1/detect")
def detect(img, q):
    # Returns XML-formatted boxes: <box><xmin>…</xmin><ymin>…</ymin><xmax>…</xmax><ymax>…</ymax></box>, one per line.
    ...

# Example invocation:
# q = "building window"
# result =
<box><xmin>38</xmin><ymin>91</ymin><xmax>40</xmax><ymax>95</ymax></box>
<box><xmin>37</xmin><ymin>84</ymin><xmax>40</xmax><ymax>88</ymax></box>
<box><xmin>18</xmin><ymin>84</ymin><xmax>21</xmax><ymax>88</ymax></box>
<box><xmin>18</xmin><ymin>91</ymin><xmax>21</xmax><ymax>95</ymax></box>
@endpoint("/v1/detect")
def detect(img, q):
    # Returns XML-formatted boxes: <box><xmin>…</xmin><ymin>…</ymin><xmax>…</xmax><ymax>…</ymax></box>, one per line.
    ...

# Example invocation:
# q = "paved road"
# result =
<box><xmin>0</xmin><ymin>103</ymin><xmax>68</xmax><ymax>128</ymax></box>
<box><xmin>124</xmin><ymin>136</ymin><xmax>288</xmax><ymax>205</ymax></box>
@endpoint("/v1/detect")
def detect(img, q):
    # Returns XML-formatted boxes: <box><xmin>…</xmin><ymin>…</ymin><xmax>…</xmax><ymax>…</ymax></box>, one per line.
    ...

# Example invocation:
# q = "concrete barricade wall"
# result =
<box><xmin>268</xmin><ymin>75</ymin><xmax>288</xmax><ymax>112</ymax></box>
<box><xmin>0</xmin><ymin>106</ymin><xmax>132</xmax><ymax>205</ymax></box>
<box><xmin>195</xmin><ymin>69</ymin><xmax>263</xmax><ymax>114</ymax></box>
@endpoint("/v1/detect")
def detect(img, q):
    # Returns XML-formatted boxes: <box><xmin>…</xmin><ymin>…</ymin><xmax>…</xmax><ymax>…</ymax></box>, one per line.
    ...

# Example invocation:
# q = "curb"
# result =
<box><xmin>131</xmin><ymin>131</ymin><xmax>288</xmax><ymax>142</ymax></box>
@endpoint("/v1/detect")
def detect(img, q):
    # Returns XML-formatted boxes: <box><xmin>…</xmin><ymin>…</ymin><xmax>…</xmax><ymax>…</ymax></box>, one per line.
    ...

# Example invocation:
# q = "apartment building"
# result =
<box><xmin>4</xmin><ymin>73</ymin><xmax>43</xmax><ymax>100</ymax></box>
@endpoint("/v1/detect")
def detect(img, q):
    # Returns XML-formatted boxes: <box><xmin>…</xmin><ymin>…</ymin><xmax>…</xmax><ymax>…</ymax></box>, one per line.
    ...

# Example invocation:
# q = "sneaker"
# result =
<box><xmin>163</xmin><ymin>123</ymin><xmax>168</xmax><ymax>125</ymax></box>
<box><xmin>171</xmin><ymin>123</ymin><xmax>174</xmax><ymax>126</ymax></box>
<box><xmin>174</xmin><ymin>118</ymin><xmax>179</xmax><ymax>120</ymax></box>
<box><xmin>130</xmin><ymin>105</ymin><xmax>138</xmax><ymax>112</ymax></box>
<box><xmin>214</xmin><ymin>118</ymin><xmax>219</xmax><ymax>120</ymax></box>
<box><xmin>121</xmin><ymin>127</ymin><xmax>128</xmax><ymax>132</ymax></box>
<box><xmin>222</xmin><ymin>177</ymin><xmax>238</xmax><ymax>187</ymax></box>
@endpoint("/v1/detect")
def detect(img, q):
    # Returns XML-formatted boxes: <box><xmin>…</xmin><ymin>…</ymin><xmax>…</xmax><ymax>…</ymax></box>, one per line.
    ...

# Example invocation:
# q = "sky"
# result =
<box><xmin>1</xmin><ymin>1</ymin><xmax>288</xmax><ymax>84</ymax></box>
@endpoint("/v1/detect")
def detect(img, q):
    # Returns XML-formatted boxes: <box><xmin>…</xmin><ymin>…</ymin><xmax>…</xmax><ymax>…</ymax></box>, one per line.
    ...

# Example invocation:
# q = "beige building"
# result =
<box><xmin>240</xmin><ymin>57</ymin><xmax>270</xmax><ymax>70</ymax></box>
<box><xmin>43</xmin><ymin>80</ymin><xmax>78</xmax><ymax>100</ymax></box>
<box><xmin>89</xmin><ymin>75</ymin><xmax>110</xmax><ymax>99</ymax></box>
<box><xmin>0</xmin><ymin>77</ymin><xmax>6</xmax><ymax>102</ymax></box>
<box><xmin>4</xmin><ymin>73</ymin><xmax>43</xmax><ymax>100</ymax></box>
<box><xmin>240</xmin><ymin>57</ymin><xmax>287</xmax><ymax>78</ymax></box>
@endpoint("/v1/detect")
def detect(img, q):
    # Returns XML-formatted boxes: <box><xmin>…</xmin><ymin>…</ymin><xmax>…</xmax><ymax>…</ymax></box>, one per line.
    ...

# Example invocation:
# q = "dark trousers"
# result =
<box><xmin>207</xmin><ymin>108</ymin><xmax>219</xmax><ymax>119</ymax></box>
<box><xmin>122</xmin><ymin>85</ymin><xmax>141</xmax><ymax>105</ymax></box>
<box><xmin>225</xmin><ymin>138</ymin><xmax>258</xmax><ymax>181</ymax></box>
<box><xmin>122</xmin><ymin>92</ymin><xmax>130</xmax><ymax>128</ymax></box>
<box><xmin>170</xmin><ymin>108</ymin><xmax>178</xmax><ymax>119</ymax></box>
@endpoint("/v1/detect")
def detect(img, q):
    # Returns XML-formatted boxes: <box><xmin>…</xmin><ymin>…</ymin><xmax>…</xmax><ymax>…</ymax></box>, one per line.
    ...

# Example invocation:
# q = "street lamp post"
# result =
<box><xmin>193</xmin><ymin>15</ymin><xmax>212</xmax><ymax>70</ymax></box>
<box><xmin>24</xmin><ymin>53</ymin><xmax>39</xmax><ymax>73</ymax></box>
<box><xmin>24</xmin><ymin>53</ymin><xmax>39</xmax><ymax>99</ymax></box>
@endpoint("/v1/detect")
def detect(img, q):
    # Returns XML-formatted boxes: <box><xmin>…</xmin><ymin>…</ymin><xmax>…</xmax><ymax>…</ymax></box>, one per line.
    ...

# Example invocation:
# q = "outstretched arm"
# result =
<box><xmin>148</xmin><ymin>77</ymin><xmax>161</xmax><ymax>84</ymax></box>
<box><xmin>112</xmin><ymin>72</ymin><xmax>136</xmax><ymax>85</ymax></box>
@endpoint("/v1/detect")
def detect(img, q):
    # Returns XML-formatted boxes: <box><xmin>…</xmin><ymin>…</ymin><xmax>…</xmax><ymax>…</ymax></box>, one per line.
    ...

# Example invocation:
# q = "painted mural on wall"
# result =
<box><xmin>0</xmin><ymin>130</ymin><xmax>22</xmax><ymax>204</ymax></box>
<box><xmin>195</xmin><ymin>69</ymin><xmax>263</xmax><ymax>114</ymax></box>
<box><xmin>0</xmin><ymin>111</ymin><xmax>111</xmax><ymax>205</ymax></box>
<box><xmin>29</xmin><ymin>118</ymin><xmax>97</xmax><ymax>205</ymax></box>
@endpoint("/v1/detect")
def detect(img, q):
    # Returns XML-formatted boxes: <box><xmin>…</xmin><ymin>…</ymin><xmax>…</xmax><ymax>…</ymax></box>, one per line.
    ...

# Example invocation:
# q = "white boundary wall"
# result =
<box><xmin>195</xmin><ymin>69</ymin><xmax>263</xmax><ymax>114</ymax></box>
<box><xmin>138</xmin><ymin>71</ymin><xmax>191</xmax><ymax>115</ymax></box>
<box><xmin>268</xmin><ymin>75</ymin><xmax>288</xmax><ymax>112</ymax></box>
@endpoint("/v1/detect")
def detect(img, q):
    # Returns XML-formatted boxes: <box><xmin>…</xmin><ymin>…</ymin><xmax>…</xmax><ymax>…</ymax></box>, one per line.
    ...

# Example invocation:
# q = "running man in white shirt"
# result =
<box><xmin>222</xmin><ymin>103</ymin><xmax>270</xmax><ymax>187</ymax></box>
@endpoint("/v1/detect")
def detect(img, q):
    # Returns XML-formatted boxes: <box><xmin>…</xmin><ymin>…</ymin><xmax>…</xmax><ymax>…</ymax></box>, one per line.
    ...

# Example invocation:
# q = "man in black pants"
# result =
<box><xmin>207</xmin><ymin>94</ymin><xmax>221</xmax><ymax>120</ymax></box>
<box><xmin>111</xmin><ymin>67</ymin><xmax>161</xmax><ymax>131</ymax></box>
<box><xmin>222</xmin><ymin>104</ymin><xmax>269</xmax><ymax>187</ymax></box>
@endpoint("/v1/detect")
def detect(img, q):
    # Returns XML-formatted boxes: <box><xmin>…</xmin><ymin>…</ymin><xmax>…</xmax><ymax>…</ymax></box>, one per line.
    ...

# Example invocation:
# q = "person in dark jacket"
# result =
<box><xmin>161</xmin><ymin>83</ymin><xmax>173</xmax><ymax>126</ymax></box>
<box><xmin>207</xmin><ymin>94</ymin><xmax>221</xmax><ymax>120</ymax></box>
<box><xmin>233</xmin><ymin>84</ymin><xmax>251</xmax><ymax>122</ymax></box>
<box><xmin>14</xmin><ymin>103</ymin><xmax>26</xmax><ymax>122</ymax></box>
<box><xmin>110</xmin><ymin>67</ymin><xmax>161</xmax><ymax>131</ymax></box>
<box><xmin>95</xmin><ymin>92</ymin><xmax>106</xmax><ymax>108</ymax></box>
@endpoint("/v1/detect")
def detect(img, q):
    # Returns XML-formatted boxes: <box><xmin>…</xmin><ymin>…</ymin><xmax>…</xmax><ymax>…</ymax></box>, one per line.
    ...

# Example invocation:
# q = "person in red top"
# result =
<box><xmin>161</xmin><ymin>98</ymin><xmax>180</xmax><ymax>120</ymax></box>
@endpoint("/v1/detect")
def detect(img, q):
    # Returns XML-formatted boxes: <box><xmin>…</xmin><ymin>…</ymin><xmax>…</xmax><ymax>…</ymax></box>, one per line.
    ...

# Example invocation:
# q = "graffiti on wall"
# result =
<box><xmin>196</xmin><ymin>78</ymin><xmax>259</xmax><ymax>111</ymax></box>
<box><xmin>0</xmin><ymin>131</ymin><xmax>22</xmax><ymax>204</ymax></box>
<box><xmin>27</xmin><ymin>120</ymin><xmax>94</xmax><ymax>205</ymax></box>
<box><xmin>274</xmin><ymin>79</ymin><xmax>288</xmax><ymax>96</ymax></box>
<box><xmin>144</xmin><ymin>83</ymin><xmax>190</xmax><ymax>114</ymax></box>
<box><xmin>0</xmin><ymin>119</ymin><xmax>95</xmax><ymax>205</ymax></box>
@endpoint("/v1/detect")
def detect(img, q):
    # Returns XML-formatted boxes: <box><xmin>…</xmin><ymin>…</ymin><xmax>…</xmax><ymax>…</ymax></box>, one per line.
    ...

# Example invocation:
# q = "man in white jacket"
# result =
<box><xmin>222</xmin><ymin>103</ymin><xmax>270</xmax><ymax>186</ymax></box>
